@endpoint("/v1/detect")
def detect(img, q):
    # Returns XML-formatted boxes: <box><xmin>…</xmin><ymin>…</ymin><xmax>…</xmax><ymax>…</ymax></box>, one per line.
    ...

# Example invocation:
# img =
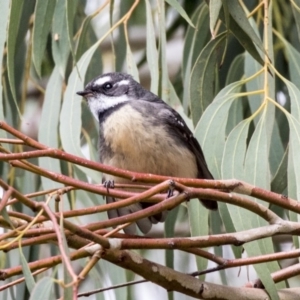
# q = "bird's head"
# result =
<box><xmin>77</xmin><ymin>72</ymin><xmax>143</xmax><ymax>120</ymax></box>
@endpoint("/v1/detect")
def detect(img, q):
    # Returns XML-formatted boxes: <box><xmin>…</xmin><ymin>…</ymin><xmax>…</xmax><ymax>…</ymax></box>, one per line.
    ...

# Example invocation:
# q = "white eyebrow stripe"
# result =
<box><xmin>94</xmin><ymin>76</ymin><xmax>111</xmax><ymax>86</ymax></box>
<box><xmin>117</xmin><ymin>80</ymin><xmax>130</xmax><ymax>86</ymax></box>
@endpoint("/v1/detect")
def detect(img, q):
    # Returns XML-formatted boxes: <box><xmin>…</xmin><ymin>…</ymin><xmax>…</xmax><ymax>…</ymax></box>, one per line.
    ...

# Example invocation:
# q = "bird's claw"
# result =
<box><xmin>167</xmin><ymin>188</ymin><xmax>174</xmax><ymax>198</ymax></box>
<box><xmin>103</xmin><ymin>180</ymin><xmax>115</xmax><ymax>193</ymax></box>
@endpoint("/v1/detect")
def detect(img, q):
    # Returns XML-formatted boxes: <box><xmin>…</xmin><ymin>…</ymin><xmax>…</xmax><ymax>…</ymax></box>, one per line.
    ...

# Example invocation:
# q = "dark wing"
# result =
<box><xmin>159</xmin><ymin>105</ymin><xmax>218</xmax><ymax>210</ymax></box>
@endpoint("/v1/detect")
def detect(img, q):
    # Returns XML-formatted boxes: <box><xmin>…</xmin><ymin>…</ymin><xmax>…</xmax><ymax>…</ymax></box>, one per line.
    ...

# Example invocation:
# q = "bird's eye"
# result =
<box><xmin>103</xmin><ymin>82</ymin><xmax>113</xmax><ymax>90</ymax></box>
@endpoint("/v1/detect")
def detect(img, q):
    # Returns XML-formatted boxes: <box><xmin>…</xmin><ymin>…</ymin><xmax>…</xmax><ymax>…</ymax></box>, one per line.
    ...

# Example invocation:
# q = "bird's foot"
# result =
<box><xmin>103</xmin><ymin>180</ymin><xmax>115</xmax><ymax>193</ymax></box>
<box><xmin>166</xmin><ymin>180</ymin><xmax>176</xmax><ymax>198</ymax></box>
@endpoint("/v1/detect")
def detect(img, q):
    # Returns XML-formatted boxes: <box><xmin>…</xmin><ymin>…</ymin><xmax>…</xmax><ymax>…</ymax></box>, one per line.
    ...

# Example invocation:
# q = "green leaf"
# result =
<box><xmin>287</xmin><ymin>118</ymin><xmax>300</xmax><ymax>249</ymax></box>
<box><xmin>269</xmin><ymin>121</ymin><xmax>285</xmax><ymax>176</ymax></box>
<box><xmin>276</xmin><ymin>33</ymin><xmax>300</xmax><ymax>91</ymax></box>
<box><xmin>29</xmin><ymin>277</ymin><xmax>54</xmax><ymax>300</ymax></box>
<box><xmin>226</xmin><ymin>0</ymin><xmax>265</xmax><ymax>55</ymax></box>
<box><xmin>244</xmin><ymin>114</ymin><xmax>270</xmax><ymax>190</ymax></box>
<box><xmin>165</xmin><ymin>0</ymin><xmax>194</xmax><ymax>28</ymax></box>
<box><xmin>145</xmin><ymin>0</ymin><xmax>159</xmax><ymax>94</ymax></box>
<box><xmin>286</xmin><ymin>78</ymin><xmax>300</xmax><ymax>246</ymax></box>
<box><xmin>291</xmin><ymin>0</ymin><xmax>300</xmax><ymax>43</ymax></box>
<box><xmin>221</xmin><ymin>118</ymin><xmax>250</xmax><ymax>258</ymax></box>
<box><xmin>32</xmin><ymin>0</ymin><xmax>56</xmax><ymax>76</ymax></box>
<box><xmin>244</xmin><ymin>51</ymin><xmax>263</xmax><ymax>125</ymax></box>
<box><xmin>209</xmin><ymin>0</ymin><xmax>222</xmax><ymax>37</ymax></box>
<box><xmin>75</xmin><ymin>14</ymin><xmax>103</xmax><ymax>83</ymax></box>
<box><xmin>59</xmin><ymin>39</ymin><xmax>104</xmax><ymax>183</ymax></box>
<box><xmin>100</xmin><ymin>261</ymin><xmax>128</xmax><ymax>300</ymax></box>
<box><xmin>222</xmin><ymin>119</ymin><xmax>250</xmax><ymax>180</ymax></box>
<box><xmin>210</xmin><ymin>211</ymin><xmax>232</xmax><ymax>282</ymax></box>
<box><xmin>52</xmin><ymin>0</ymin><xmax>71</xmax><ymax>75</ymax></box>
<box><xmin>6</xmin><ymin>0</ymin><xmax>24</xmax><ymax>103</ymax></box>
<box><xmin>66</xmin><ymin>0</ymin><xmax>78</xmax><ymax>68</ymax></box>
<box><xmin>189</xmin><ymin>32</ymin><xmax>227</xmax><ymax>126</ymax></box>
<box><xmin>74</xmin><ymin>168</ymin><xmax>105</xmax><ymax>218</ymax></box>
<box><xmin>195</xmin><ymin>79</ymin><xmax>242</xmax><ymax>178</ymax></box>
<box><xmin>126</xmin><ymin>43</ymin><xmax>139</xmax><ymax>82</ymax></box>
<box><xmin>38</xmin><ymin>67</ymin><xmax>64</xmax><ymax>190</ymax></box>
<box><xmin>75</xmin><ymin>15</ymin><xmax>94</xmax><ymax>60</ymax></box>
<box><xmin>187</xmin><ymin>200</ymin><xmax>209</xmax><ymax>280</ymax></box>
<box><xmin>218</xmin><ymin>4</ymin><xmax>265</xmax><ymax>67</ymax></box>
<box><xmin>242</xmin><ymin>115</ymin><xmax>282</xmax><ymax>296</ymax></box>
<box><xmin>0</xmin><ymin>1</ymin><xmax>10</xmax><ymax>137</ymax></box>
<box><xmin>164</xmin><ymin>206</ymin><xmax>179</xmax><ymax>278</ymax></box>
<box><xmin>271</xmin><ymin>145</ymin><xmax>288</xmax><ymax>194</ymax></box>
<box><xmin>0</xmin><ymin>1</ymin><xmax>10</xmax><ymax>69</ymax></box>
<box><xmin>182</xmin><ymin>3</ymin><xmax>209</xmax><ymax>113</ymax></box>
<box><xmin>182</xmin><ymin>4</ymin><xmax>206</xmax><ymax>76</ymax></box>
<box><xmin>19</xmin><ymin>245</ymin><xmax>36</xmax><ymax>293</ymax></box>
<box><xmin>158</xmin><ymin>1</ymin><xmax>169</xmax><ymax>102</ymax></box>
<box><xmin>225</xmin><ymin>53</ymin><xmax>244</xmax><ymax>85</ymax></box>
<box><xmin>115</xmin><ymin>2</ymin><xmax>128</xmax><ymax>72</ymax></box>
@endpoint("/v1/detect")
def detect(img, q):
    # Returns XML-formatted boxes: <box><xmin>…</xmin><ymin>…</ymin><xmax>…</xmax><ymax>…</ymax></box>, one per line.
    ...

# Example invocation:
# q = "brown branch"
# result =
<box><xmin>0</xmin><ymin>179</ymin><xmax>111</xmax><ymax>249</ymax></box>
<box><xmin>40</xmin><ymin>203</ymin><xmax>78</xmax><ymax>286</ymax></box>
<box><xmin>190</xmin><ymin>249</ymin><xmax>300</xmax><ymax>278</ymax></box>
<box><xmin>100</xmin><ymin>248</ymin><xmax>299</xmax><ymax>300</ymax></box>
<box><xmin>1</xmin><ymin>122</ymin><xmax>300</xmax><ymax>216</ymax></box>
<box><xmin>117</xmin><ymin>222</ymin><xmax>300</xmax><ymax>249</ymax></box>
<box><xmin>272</xmin><ymin>262</ymin><xmax>300</xmax><ymax>283</ymax></box>
<box><xmin>254</xmin><ymin>261</ymin><xmax>300</xmax><ymax>288</ymax></box>
<box><xmin>1</xmin><ymin>239</ymin><xmax>299</xmax><ymax>300</ymax></box>
<box><xmin>77</xmin><ymin>279</ymin><xmax>146</xmax><ymax>298</ymax></box>
<box><xmin>85</xmin><ymin>191</ymin><xmax>188</xmax><ymax>231</ymax></box>
<box><xmin>2</xmin><ymin>121</ymin><xmax>300</xmax><ymax>298</ymax></box>
<box><xmin>2</xmin><ymin>159</ymin><xmax>164</xmax><ymax>202</ymax></box>
<box><xmin>0</xmin><ymin>138</ymin><xmax>25</xmax><ymax>144</ymax></box>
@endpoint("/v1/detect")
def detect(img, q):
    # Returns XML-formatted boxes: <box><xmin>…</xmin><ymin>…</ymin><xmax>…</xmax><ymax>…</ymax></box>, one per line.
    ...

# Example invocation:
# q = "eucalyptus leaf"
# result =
<box><xmin>145</xmin><ymin>0</ymin><xmax>159</xmax><ymax>94</ymax></box>
<box><xmin>195</xmin><ymin>80</ymin><xmax>243</xmax><ymax>177</ymax></box>
<box><xmin>157</xmin><ymin>1</ymin><xmax>169</xmax><ymax>103</ymax></box>
<box><xmin>222</xmin><ymin>119</ymin><xmax>250</xmax><ymax>180</ymax></box>
<box><xmin>0</xmin><ymin>0</ymin><xmax>10</xmax><ymax>137</ymax></box>
<box><xmin>218</xmin><ymin>4</ymin><xmax>265</xmax><ymax>67</ymax></box>
<box><xmin>190</xmin><ymin>32</ymin><xmax>227</xmax><ymax>126</ymax></box>
<box><xmin>19</xmin><ymin>246</ymin><xmax>36</xmax><ymax>293</ymax></box>
<box><xmin>182</xmin><ymin>3</ymin><xmax>209</xmax><ymax>114</ymax></box>
<box><xmin>164</xmin><ymin>206</ymin><xmax>179</xmax><ymax>277</ymax></box>
<box><xmin>126</xmin><ymin>43</ymin><xmax>139</xmax><ymax>82</ymax></box>
<box><xmin>209</xmin><ymin>0</ymin><xmax>222</xmax><ymax>37</ymax></box>
<box><xmin>59</xmin><ymin>38</ymin><xmax>107</xmax><ymax>183</ymax></box>
<box><xmin>271</xmin><ymin>145</ymin><xmax>288</xmax><ymax>194</ymax></box>
<box><xmin>52</xmin><ymin>0</ymin><xmax>71</xmax><ymax>75</ymax></box>
<box><xmin>291</xmin><ymin>0</ymin><xmax>300</xmax><ymax>43</ymax></box>
<box><xmin>32</xmin><ymin>0</ymin><xmax>56</xmax><ymax>76</ymax></box>
<box><xmin>29</xmin><ymin>277</ymin><xmax>54</xmax><ymax>300</ymax></box>
<box><xmin>244</xmin><ymin>114</ymin><xmax>270</xmax><ymax>191</ymax></box>
<box><xmin>225</xmin><ymin>53</ymin><xmax>245</xmax><ymax>85</ymax></box>
<box><xmin>187</xmin><ymin>200</ymin><xmax>208</xmax><ymax>279</ymax></box>
<box><xmin>227</xmin><ymin>0</ymin><xmax>265</xmax><ymax>55</ymax></box>
<box><xmin>6</xmin><ymin>0</ymin><xmax>24</xmax><ymax>102</ymax></box>
<box><xmin>38</xmin><ymin>67</ymin><xmax>64</xmax><ymax>190</ymax></box>
<box><xmin>165</xmin><ymin>0</ymin><xmax>194</xmax><ymax>28</ymax></box>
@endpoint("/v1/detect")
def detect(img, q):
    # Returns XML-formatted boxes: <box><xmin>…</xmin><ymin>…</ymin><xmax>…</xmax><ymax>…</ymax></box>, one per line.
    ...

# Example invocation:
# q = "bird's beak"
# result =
<box><xmin>77</xmin><ymin>90</ymin><xmax>92</xmax><ymax>98</ymax></box>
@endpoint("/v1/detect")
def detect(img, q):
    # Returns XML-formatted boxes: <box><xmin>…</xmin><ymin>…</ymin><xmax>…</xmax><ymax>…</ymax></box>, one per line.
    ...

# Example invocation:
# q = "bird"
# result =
<box><xmin>77</xmin><ymin>72</ymin><xmax>217</xmax><ymax>234</ymax></box>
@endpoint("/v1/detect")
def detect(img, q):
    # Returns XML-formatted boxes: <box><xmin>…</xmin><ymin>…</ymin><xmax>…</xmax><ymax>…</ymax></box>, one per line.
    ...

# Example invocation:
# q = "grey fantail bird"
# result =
<box><xmin>77</xmin><ymin>72</ymin><xmax>217</xmax><ymax>234</ymax></box>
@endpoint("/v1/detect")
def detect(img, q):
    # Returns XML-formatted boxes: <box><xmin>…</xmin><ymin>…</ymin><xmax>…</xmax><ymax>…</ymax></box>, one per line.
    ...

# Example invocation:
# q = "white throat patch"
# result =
<box><xmin>87</xmin><ymin>94</ymin><xmax>130</xmax><ymax>121</ymax></box>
